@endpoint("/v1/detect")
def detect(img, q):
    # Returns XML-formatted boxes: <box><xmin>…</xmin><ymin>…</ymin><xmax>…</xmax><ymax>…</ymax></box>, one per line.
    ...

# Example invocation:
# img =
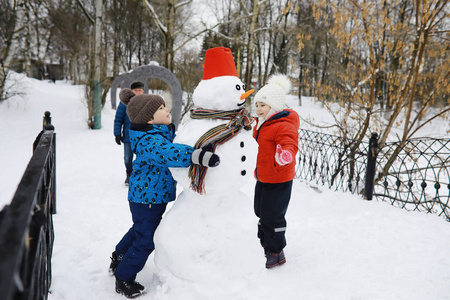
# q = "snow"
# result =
<box><xmin>1</xmin><ymin>72</ymin><xmax>450</xmax><ymax>299</ymax></box>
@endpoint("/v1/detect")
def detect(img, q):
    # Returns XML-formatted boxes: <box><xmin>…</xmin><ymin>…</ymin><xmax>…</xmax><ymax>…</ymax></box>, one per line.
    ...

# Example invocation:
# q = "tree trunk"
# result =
<box><xmin>92</xmin><ymin>0</ymin><xmax>103</xmax><ymax>129</ymax></box>
<box><xmin>1</xmin><ymin>0</ymin><xmax>27</xmax><ymax>99</ymax></box>
<box><xmin>244</xmin><ymin>0</ymin><xmax>262</xmax><ymax>109</ymax></box>
<box><xmin>112</xmin><ymin>0</ymin><xmax>120</xmax><ymax>77</ymax></box>
<box><xmin>23</xmin><ymin>1</ymin><xmax>31</xmax><ymax>77</ymax></box>
<box><xmin>165</xmin><ymin>0</ymin><xmax>175</xmax><ymax>71</ymax></box>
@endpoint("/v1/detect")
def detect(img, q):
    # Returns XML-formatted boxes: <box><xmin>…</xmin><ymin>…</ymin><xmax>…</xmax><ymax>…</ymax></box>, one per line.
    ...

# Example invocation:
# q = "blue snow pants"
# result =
<box><xmin>115</xmin><ymin>201</ymin><xmax>167</xmax><ymax>282</ymax></box>
<box><xmin>254</xmin><ymin>180</ymin><xmax>293</xmax><ymax>254</ymax></box>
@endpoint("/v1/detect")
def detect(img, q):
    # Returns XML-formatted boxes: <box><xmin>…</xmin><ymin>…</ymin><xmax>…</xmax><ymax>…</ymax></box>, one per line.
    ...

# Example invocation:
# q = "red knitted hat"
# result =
<box><xmin>202</xmin><ymin>47</ymin><xmax>238</xmax><ymax>80</ymax></box>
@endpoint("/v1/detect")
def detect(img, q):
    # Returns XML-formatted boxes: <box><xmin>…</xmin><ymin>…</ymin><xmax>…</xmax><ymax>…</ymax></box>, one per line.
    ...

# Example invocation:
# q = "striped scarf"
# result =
<box><xmin>188</xmin><ymin>108</ymin><xmax>254</xmax><ymax>194</ymax></box>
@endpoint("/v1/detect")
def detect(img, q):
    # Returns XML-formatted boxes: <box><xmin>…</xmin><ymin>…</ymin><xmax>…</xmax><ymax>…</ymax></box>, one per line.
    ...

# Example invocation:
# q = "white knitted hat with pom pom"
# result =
<box><xmin>254</xmin><ymin>74</ymin><xmax>291</xmax><ymax>112</ymax></box>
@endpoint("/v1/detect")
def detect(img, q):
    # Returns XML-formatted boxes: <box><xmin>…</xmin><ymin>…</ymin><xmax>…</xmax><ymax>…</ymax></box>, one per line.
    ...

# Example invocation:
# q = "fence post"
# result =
<box><xmin>43</xmin><ymin>111</ymin><xmax>55</xmax><ymax>130</ymax></box>
<box><xmin>43</xmin><ymin>111</ymin><xmax>56</xmax><ymax>214</ymax></box>
<box><xmin>364</xmin><ymin>132</ymin><xmax>379</xmax><ymax>200</ymax></box>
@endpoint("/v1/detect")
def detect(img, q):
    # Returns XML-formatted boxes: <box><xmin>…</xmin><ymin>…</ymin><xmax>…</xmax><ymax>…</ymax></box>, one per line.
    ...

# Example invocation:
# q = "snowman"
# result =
<box><xmin>154</xmin><ymin>47</ymin><xmax>262</xmax><ymax>284</ymax></box>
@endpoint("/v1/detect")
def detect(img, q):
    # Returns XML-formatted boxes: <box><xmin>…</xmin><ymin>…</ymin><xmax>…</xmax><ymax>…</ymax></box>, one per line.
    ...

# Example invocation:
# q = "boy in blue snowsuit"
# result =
<box><xmin>109</xmin><ymin>88</ymin><xmax>220</xmax><ymax>298</ymax></box>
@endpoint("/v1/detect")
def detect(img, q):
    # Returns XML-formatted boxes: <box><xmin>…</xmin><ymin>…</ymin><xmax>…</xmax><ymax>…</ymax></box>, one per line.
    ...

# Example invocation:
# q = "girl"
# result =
<box><xmin>253</xmin><ymin>74</ymin><xmax>299</xmax><ymax>268</ymax></box>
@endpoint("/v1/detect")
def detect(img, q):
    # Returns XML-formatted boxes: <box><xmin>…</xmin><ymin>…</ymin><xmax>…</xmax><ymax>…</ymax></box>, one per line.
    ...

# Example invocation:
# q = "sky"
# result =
<box><xmin>1</xmin><ymin>72</ymin><xmax>450</xmax><ymax>300</ymax></box>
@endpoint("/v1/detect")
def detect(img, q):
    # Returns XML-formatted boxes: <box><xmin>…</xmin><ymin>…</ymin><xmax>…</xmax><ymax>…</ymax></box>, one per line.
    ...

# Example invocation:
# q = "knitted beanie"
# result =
<box><xmin>119</xmin><ymin>88</ymin><xmax>165</xmax><ymax>124</ymax></box>
<box><xmin>130</xmin><ymin>81</ymin><xmax>144</xmax><ymax>90</ymax></box>
<box><xmin>253</xmin><ymin>74</ymin><xmax>291</xmax><ymax>112</ymax></box>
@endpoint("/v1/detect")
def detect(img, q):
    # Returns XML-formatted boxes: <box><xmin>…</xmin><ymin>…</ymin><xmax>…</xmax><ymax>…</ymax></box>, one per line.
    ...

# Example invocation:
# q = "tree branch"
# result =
<box><xmin>142</xmin><ymin>0</ymin><xmax>167</xmax><ymax>34</ymax></box>
<box><xmin>174</xmin><ymin>0</ymin><xmax>192</xmax><ymax>9</ymax></box>
<box><xmin>76</xmin><ymin>0</ymin><xmax>94</xmax><ymax>25</ymax></box>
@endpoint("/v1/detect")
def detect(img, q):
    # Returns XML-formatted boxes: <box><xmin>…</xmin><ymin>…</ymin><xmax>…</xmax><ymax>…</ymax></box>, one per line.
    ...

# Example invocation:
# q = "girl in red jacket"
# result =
<box><xmin>253</xmin><ymin>74</ymin><xmax>299</xmax><ymax>268</ymax></box>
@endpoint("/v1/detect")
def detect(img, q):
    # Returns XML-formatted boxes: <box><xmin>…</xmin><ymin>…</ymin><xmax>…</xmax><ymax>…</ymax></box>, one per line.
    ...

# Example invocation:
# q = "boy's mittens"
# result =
<box><xmin>115</xmin><ymin>135</ymin><xmax>122</xmax><ymax>145</ymax></box>
<box><xmin>192</xmin><ymin>145</ymin><xmax>220</xmax><ymax>167</ymax></box>
<box><xmin>275</xmin><ymin>144</ymin><xmax>292</xmax><ymax>166</ymax></box>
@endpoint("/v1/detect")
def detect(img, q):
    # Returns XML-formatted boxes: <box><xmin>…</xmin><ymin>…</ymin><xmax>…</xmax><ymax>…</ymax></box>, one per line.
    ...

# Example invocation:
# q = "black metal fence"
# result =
<box><xmin>0</xmin><ymin>112</ymin><xmax>56</xmax><ymax>300</ymax></box>
<box><xmin>374</xmin><ymin>138</ymin><xmax>450</xmax><ymax>221</ymax></box>
<box><xmin>296</xmin><ymin>129</ymin><xmax>369</xmax><ymax>195</ymax></box>
<box><xmin>296</xmin><ymin>128</ymin><xmax>450</xmax><ymax>221</ymax></box>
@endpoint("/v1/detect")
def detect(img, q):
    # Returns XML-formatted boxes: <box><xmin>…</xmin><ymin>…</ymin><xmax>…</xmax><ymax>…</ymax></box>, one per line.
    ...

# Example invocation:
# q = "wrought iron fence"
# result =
<box><xmin>296</xmin><ymin>128</ymin><xmax>450</xmax><ymax>221</ymax></box>
<box><xmin>296</xmin><ymin>129</ymin><xmax>369</xmax><ymax>195</ymax></box>
<box><xmin>374</xmin><ymin>138</ymin><xmax>450</xmax><ymax>221</ymax></box>
<box><xmin>0</xmin><ymin>112</ymin><xmax>56</xmax><ymax>300</ymax></box>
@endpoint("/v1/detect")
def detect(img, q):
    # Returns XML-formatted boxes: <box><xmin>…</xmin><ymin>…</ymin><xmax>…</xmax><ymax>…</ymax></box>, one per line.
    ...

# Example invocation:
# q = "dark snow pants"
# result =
<box><xmin>115</xmin><ymin>202</ymin><xmax>167</xmax><ymax>282</ymax></box>
<box><xmin>254</xmin><ymin>180</ymin><xmax>293</xmax><ymax>254</ymax></box>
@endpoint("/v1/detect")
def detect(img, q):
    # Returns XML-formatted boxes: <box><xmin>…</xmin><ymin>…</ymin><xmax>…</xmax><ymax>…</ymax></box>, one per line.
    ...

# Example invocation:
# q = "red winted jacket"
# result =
<box><xmin>253</xmin><ymin>109</ymin><xmax>300</xmax><ymax>183</ymax></box>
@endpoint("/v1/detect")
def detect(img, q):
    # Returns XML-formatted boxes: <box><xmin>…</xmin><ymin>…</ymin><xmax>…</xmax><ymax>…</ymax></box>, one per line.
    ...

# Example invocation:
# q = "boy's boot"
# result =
<box><xmin>115</xmin><ymin>277</ymin><xmax>145</xmax><ymax>298</ymax></box>
<box><xmin>265</xmin><ymin>249</ymin><xmax>286</xmax><ymax>269</ymax></box>
<box><xmin>109</xmin><ymin>251</ymin><xmax>121</xmax><ymax>276</ymax></box>
<box><xmin>125</xmin><ymin>172</ymin><xmax>131</xmax><ymax>186</ymax></box>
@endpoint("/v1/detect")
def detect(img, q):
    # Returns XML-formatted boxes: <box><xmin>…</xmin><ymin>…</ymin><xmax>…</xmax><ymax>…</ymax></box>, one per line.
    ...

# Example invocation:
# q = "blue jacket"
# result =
<box><xmin>128</xmin><ymin>123</ymin><xmax>195</xmax><ymax>204</ymax></box>
<box><xmin>114</xmin><ymin>102</ymin><xmax>131</xmax><ymax>143</ymax></box>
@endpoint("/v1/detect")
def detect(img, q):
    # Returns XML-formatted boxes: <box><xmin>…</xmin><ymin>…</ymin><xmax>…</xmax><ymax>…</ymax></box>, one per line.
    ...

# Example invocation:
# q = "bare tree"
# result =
<box><xmin>238</xmin><ymin>0</ymin><xmax>267</xmax><ymax>108</ymax></box>
<box><xmin>0</xmin><ymin>0</ymin><xmax>27</xmax><ymax>100</ymax></box>
<box><xmin>47</xmin><ymin>1</ymin><xmax>92</xmax><ymax>83</ymax></box>
<box><xmin>173</xmin><ymin>49</ymin><xmax>203</xmax><ymax>118</ymax></box>
<box><xmin>308</xmin><ymin>0</ymin><xmax>449</xmax><ymax>182</ymax></box>
<box><xmin>142</xmin><ymin>0</ymin><xmax>194</xmax><ymax>71</ymax></box>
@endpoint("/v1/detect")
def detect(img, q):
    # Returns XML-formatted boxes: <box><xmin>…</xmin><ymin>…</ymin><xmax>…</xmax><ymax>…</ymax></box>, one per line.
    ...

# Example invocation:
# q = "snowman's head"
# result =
<box><xmin>192</xmin><ymin>76</ymin><xmax>250</xmax><ymax>111</ymax></box>
<box><xmin>192</xmin><ymin>47</ymin><xmax>254</xmax><ymax>111</ymax></box>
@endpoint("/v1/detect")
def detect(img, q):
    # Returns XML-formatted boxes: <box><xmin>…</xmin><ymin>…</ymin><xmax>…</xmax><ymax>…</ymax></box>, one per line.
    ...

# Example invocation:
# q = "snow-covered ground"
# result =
<box><xmin>1</xmin><ymin>73</ymin><xmax>450</xmax><ymax>299</ymax></box>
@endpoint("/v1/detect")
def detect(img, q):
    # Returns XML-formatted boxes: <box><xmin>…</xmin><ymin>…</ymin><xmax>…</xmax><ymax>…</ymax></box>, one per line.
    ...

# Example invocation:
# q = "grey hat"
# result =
<box><xmin>119</xmin><ymin>88</ymin><xmax>165</xmax><ymax>124</ymax></box>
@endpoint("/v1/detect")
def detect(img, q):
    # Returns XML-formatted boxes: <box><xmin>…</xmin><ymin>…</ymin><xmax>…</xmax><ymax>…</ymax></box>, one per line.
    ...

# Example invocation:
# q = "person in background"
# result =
<box><xmin>114</xmin><ymin>81</ymin><xmax>145</xmax><ymax>185</ymax></box>
<box><xmin>252</xmin><ymin>74</ymin><xmax>299</xmax><ymax>269</ymax></box>
<box><xmin>109</xmin><ymin>89</ymin><xmax>220</xmax><ymax>298</ymax></box>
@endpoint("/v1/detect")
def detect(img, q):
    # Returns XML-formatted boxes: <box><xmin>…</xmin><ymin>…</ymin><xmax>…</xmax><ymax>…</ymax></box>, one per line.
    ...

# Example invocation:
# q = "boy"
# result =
<box><xmin>110</xmin><ymin>88</ymin><xmax>220</xmax><ymax>298</ymax></box>
<box><xmin>253</xmin><ymin>74</ymin><xmax>299</xmax><ymax>268</ymax></box>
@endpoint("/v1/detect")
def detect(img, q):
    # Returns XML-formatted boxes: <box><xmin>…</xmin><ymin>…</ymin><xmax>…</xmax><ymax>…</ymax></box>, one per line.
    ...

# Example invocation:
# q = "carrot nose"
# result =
<box><xmin>240</xmin><ymin>89</ymin><xmax>255</xmax><ymax>100</ymax></box>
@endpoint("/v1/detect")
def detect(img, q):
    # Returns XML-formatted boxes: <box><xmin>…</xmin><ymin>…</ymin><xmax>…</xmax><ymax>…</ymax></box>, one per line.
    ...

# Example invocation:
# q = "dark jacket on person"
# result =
<box><xmin>114</xmin><ymin>102</ymin><xmax>131</xmax><ymax>143</ymax></box>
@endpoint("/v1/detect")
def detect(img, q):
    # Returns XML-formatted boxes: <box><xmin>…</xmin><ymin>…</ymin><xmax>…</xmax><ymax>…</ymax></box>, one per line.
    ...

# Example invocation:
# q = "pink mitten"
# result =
<box><xmin>275</xmin><ymin>144</ymin><xmax>292</xmax><ymax>166</ymax></box>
